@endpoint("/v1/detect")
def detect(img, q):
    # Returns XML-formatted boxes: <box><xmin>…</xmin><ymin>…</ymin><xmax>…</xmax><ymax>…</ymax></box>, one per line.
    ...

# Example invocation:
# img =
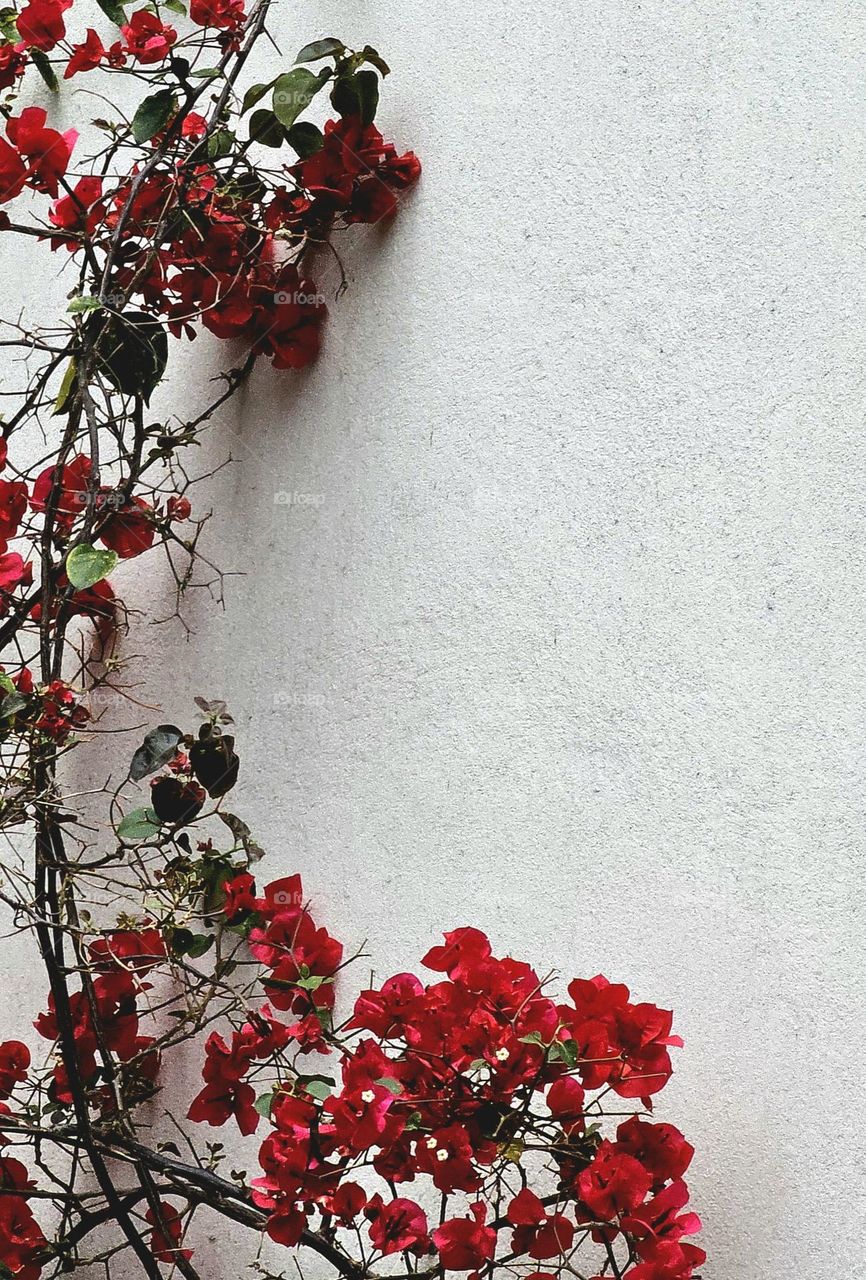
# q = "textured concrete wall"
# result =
<box><xmin>3</xmin><ymin>3</ymin><xmax>865</xmax><ymax>1278</ymax></box>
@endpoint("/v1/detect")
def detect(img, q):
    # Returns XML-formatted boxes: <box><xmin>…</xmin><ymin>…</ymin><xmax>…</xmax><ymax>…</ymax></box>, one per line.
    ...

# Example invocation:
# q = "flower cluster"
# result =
<box><xmin>180</xmin><ymin>879</ymin><xmax>705</xmax><ymax>1280</ymax></box>
<box><xmin>34</xmin><ymin>927</ymin><xmax>165</xmax><ymax>1111</ymax></box>
<box><xmin>0</xmin><ymin>1041</ymin><xmax>45</xmax><ymax>1279</ymax></box>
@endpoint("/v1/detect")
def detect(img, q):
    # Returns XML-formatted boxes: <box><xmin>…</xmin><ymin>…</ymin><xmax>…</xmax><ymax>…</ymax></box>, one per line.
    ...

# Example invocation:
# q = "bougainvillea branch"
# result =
<box><xmin>0</xmin><ymin>3</ymin><xmax>705</xmax><ymax>1279</ymax></box>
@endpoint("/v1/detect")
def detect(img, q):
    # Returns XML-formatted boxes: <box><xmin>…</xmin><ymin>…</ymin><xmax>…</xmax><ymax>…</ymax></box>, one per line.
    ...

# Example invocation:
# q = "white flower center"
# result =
<box><xmin>495</xmin><ymin>1047</ymin><xmax>510</xmax><ymax>1061</ymax></box>
<box><xmin>361</xmin><ymin>1089</ymin><xmax>375</xmax><ymax>1103</ymax></box>
<box><xmin>436</xmin><ymin>1149</ymin><xmax>449</xmax><ymax>1162</ymax></box>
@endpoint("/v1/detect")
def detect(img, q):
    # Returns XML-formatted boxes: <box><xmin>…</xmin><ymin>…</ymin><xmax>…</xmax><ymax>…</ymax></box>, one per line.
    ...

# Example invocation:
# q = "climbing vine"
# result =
<box><xmin>0</xmin><ymin>3</ymin><xmax>705</xmax><ymax>1279</ymax></box>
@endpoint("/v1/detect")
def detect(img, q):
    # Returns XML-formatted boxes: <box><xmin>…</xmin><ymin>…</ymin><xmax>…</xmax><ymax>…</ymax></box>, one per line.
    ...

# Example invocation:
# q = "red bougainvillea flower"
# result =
<box><xmin>292</xmin><ymin>116</ymin><xmax>421</xmax><ymax>225</ymax></box>
<box><xmin>190</xmin><ymin>0</ymin><xmax>246</xmax><ymax>29</ymax></box>
<box><xmin>0</xmin><ymin>1193</ymin><xmax>46</xmax><ymax>1279</ymax></box>
<box><xmin>0</xmin><ymin>550</ymin><xmax>32</xmax><ymax>595</ymax></box>
<box><xmin>627</xmin><ymin>1239</ymin><xmax>707</xmax><ymax>1280</ymax></box>
<box><xmin>616</xmin><ymin>1116</ymin><xmax>695</xmax><ymax>1187</ymax></box>
<box><xmin>546</xmin><ymin>1076</ymin><xmax>586</xmax><ymax>1134</ymax></box>
<box><xmin>350</xmin><ymin>971</ymin><xmax>424</xmax><ymax>1038</ymax></box>
<box><xmin>0</xmin><ymin>1043</ymin><xmax>29</xmax><ymax>1099</ymax></box>
<box><xmin>0</xmin><ymin>42</ymin><xmax>27</xmax><ymax>91</ymax></box>
<box><xmin>97</xmin><ymin>493</ymin><xmax>155</xmax><ymax>559</ymax></box>
<box><xmin>422</xmin><ymin>926</ymin><xmax>493</xmax><ymax>983</ymax></box>
<box><xmin>0</xmin><ymin>138</ymin><xmax>26</xmax><ymax>205</ymax></box>
<box><xmin>432</xmin><ymin>1203</ymin><xmax>496</xmax><ymax>1272</ymax></box>
<box><xmin>49</xmin><ymin>176</ymin><xmax>105</xmax><ymax>250</ymax></box>
<box><xmin>187</xmin><ymin>1077</ymin><xmax>259</xmax><ymax>1135</ymax></box>
<box><xmin>89</xmin><ymin>927</ymin><xmax>166</xmax><ymax>974</ymax></box>
<box><xmin>187</xmin><ymin>1009</ymin><xmax>290</xmax><ymax>1136</ymax></box>
<box><xmin>507</xmin><ymin>1188</ymin><xmax>575</xmax><ymax>1260</ymax></box>
<box><xmin>366</xmin><ymin>1194</ymin><xmax>429</xmax><ymax>1256</ymax></box>
<box><xmin>6</xmin><ymin>108</ymin><xmax>77</xmax><ymax>197</ymax></box>
<box><xmin>0</xmin><ymin>478</ymin><xmax>28</xmax><ymax>540</ymax></box>
<box><xmin>222</xmin><ymin>870</ymin><xmax>257</xmax><ymax>920</ymax></box>
<box><xmin>120</xmin><ymin>10</ymin><xmax>177</xmax><ymax>65</ymax></box>
<box><xmin>559</xmin><ymin>975</ymin><xmax>682</xmax><ymax>1102</ymax></box>
<box><xmin>576</xmin><ymin>1140</ymin><xmax>652</xmax><ymax>1221</ymax></box>
<box><xmin>16</xmin><ymin>0</ymin><xmax>72</xmax><ymax>51</ymax></box>
<box><xmin>30</xmin><ymin>454</ymin><xmax>91</xmax><ymax>532</ymax></box>
<box><xmin>64</xmin><ymin>29</ymin><xmax>106</xmax><ymax>78</ymax></box>
<box><xmin>166</xmin><ymin>495</ymin><xmax>192</xmax><ymax>521</ymax></box>
<box><xmin>623</xmin><ymin>1178</ymin><xmax>702</xmax><ymax>1249</ymax></box>
<box><xmin>146</xmin><ymin>1202</ymin><xmax>192</xmax><ymax>1264</ymax></box>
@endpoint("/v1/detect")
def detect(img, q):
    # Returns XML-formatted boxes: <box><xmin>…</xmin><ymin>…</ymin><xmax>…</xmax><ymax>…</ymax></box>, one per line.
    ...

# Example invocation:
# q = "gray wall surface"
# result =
<box><xmin>2</xmin><ymin>3</ymin><xmax>865</xmax><ymax>1278</ymax></box>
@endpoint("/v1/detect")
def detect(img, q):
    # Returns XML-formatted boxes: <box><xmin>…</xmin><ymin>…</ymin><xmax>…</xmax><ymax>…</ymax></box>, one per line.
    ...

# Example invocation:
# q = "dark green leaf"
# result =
<box><xmin>66</xmin><ymin>544</ymin><xmax>118</xmax><ymax>590</ymax></box>
<box><xmin>218</xmin><ymin>810</ymin><xmax>264</xmax><ymax>862</ymax></box>
<box><xmin>206</xmin><ymin>129</ymin><xmax>234</xmax><ymax>159</ymax></box>
<box><xmin>130</xmin><ymin>724</ymin><xmax>183</xmax><ymax>782</ymax></box>
<box><xmin>95</xmin><ymin>0</ymin><xmax>126</xmax><ymax>24</ymax></box>
<box><xmin>87</xmin><ymin>311</ymin><xmax>168</xmax><ymax>404</ymax></box>
<box><xmin>185</xmin><ymin>933</ymin><xmax>214</xmax><ymax>958</ymax></box>
<box><xmin>248</xmin><ymin>109</ymin><xmax>285</xmax><ymax>149</ymax></box>
<box><xmin>241</xmin><ymin>80</ymin><xmax>274</xmax><ymax>114</ymax></box>
<box><xmin>354</xmin><ymin>69</ymin><xmax>379</xmax><ymax>125</ymax></box>
<box><xmin>330</xmin><ymin>72</ymin><xmax>365</xmax><ymax>120</ymax></box>
<box><xmin>272</xmin><ymin>67</ymin><xmax>330</xmax><ymax>129</ymax></box>
<box><xmin>190</xmin><ymin>66</ymin><xmax>221</xmax><ymax>79</ymax></box>
<box><xmin>117</xmin><ymin>806</ymin><xmax>161</xmax><ymax>842</ymax></box>
<box><xmin>359</xmin><ymin>45</ymin><xmax>390</xmax><ymax>77</ymax></box>
<box><xmin>30</xmin><ymin>50</ymin><xmax>57</xmax><ymax>93</ymax></box>
<box><xmin>0</xmin><ymin>692</ymin><xmax>27</xmax><ymax>720</ymax></box>
<box><xmin>254</xmin><ymin>1092</ymin><xmax>274</xmax><ymax>1117</ymax></box>
<box><xmin>161</xmin><ymin>0</ymin><xmax>186</xmax><ymax>13</ymax></box>
<box><xmin>132</xmin><ymin>89</ymin><xmax>177</xmax><ymax>144</ymax></box>
<box><xmin>285</xmin><ymin>121</ymin><xmax>324</xmax><ymax>159</ymax></box>
<box><xmin>295</xmin><ymin>37</ymin><xmax>345</xmax><ymax>64</ymax></box>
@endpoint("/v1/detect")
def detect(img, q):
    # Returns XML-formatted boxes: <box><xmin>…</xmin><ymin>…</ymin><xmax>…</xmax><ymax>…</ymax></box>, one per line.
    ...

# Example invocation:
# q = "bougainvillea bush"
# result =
<box><xmin>0</xmin><ymin>2</ymin><xmax>706</xmax><ymax>1278</ymax></box>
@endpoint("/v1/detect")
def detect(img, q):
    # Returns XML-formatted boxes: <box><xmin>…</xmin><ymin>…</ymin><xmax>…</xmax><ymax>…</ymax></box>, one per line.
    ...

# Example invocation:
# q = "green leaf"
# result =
<box><xmin>359</xmin><ymin>45</ymin><xmax>390</xmax><ymax>77</ymax></box>
<box><xmin>302</xmin><ymin>1078</ymin><xmax>333</xmax><ymax>1102</ymax></box>
<box><xmin>0</xmin><ymin>692</ymin><xmax>27</xmax><ymax>720</ymax></box>
<box><xmin>190</xmin><ymin>66</ymin><xmax>222</xmax><ymax>79</ymax></box>
<box><xmin>241</xmin><ymin>80</ymin><xmax>274</xmax><ymax>114</ymax></box>
<box><xmin>87</xmin><ymin>311</ymin><xmax>168</xmax><ymax>404</ymax></box>
<box><xmin>161</xmin><ymin>0</ymin><xmax>186</xmax><ymax>13</ymax></box>
<box><xmin>67</xmin><ymin>296</ymin><xmax>102</xmax><ymax>315</ymax></box>
<box><xmin>30</xmin><ymin>50</ymin><xmax>57</xmax><ymax>92</ymax></box>
<box><xmin>248</xmin><ymin>109</ymin><xmax>285</xmax><ymax>149</ymax></box>
<box><xmin>0</xmin><ymin>9</ymin><xmax>18</xmax><ymax>43</ymax></box>
<box><xmin>185</xmin><ymin>933</ymin><xmax>214</xmax><ymax>958</ymax></box>
<box><xmin>375</xmin><ymin>1077</ymin><xmax>403</xmax><ymax>1096</ymax></box>
<box><xmin>117</xmin><ymin>806</ymin><xmax>161</xmax><ymax>842</ymax></box>
<box><xmin>330</xmin><ymin>70</ymin><xmax>377</xmax><ymax>122</ymax></box>
<box><xmin>169</xmin><ymin>927</ymin><xmax>213</xmax><ymax>958</ymax></box>
<box><xmin>132</xmin><ymin>90</ymin><xmax>177</xmax><ymax>145</ymax></box>
<box><xmin>354</xmin><ymin>69</ymin><xmax>379</xmax><ymax>126</ymax></box>
<box><xmin>206</xmin><ymin>129</ymin><xmax>234</xmax><ymax>159</ymax></box>
<box><xmin>285</xmin><ymin>121</ymin><xmax>324</xmax><ymax>159</ymax></box>
<box><xmin>95</xmin><ymin>0</ymin><xmax>126</xmax><ymax>24</ymax></box>
<box><xmin>53</xmin><ymin>359</ymin><xmax>78</xmax><ymax>415</ymax></box>
<box><xmin>294</xmin><ymin>37</ymin><xmax>345</xmax><ymax>64</ymax></box>
<box><xmin>66</xmin><ymin>544</ymin><xmax>118</xmax><ymax>590</ymax></box>
<box><xmin>130</xmin><ymin>724</ymin><xmax>183</xmax><ymax>782</ymax></box>
<box><xmin>272</xmin><ymin>67</ymin><xmax>330</xmax><ymax>130</ymax></box>
<box><xmin>254</xmin><ymin>1092</ymin><xmax>274</xmax><ymax>1118</ymax></box>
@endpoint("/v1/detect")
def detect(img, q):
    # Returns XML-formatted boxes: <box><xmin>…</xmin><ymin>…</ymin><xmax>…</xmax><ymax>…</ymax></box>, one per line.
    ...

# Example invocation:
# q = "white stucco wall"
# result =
<box><xmin>3</xmin><ymin>2</ymin><xmax>865</xmax><ymax>1278</ymax></box>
